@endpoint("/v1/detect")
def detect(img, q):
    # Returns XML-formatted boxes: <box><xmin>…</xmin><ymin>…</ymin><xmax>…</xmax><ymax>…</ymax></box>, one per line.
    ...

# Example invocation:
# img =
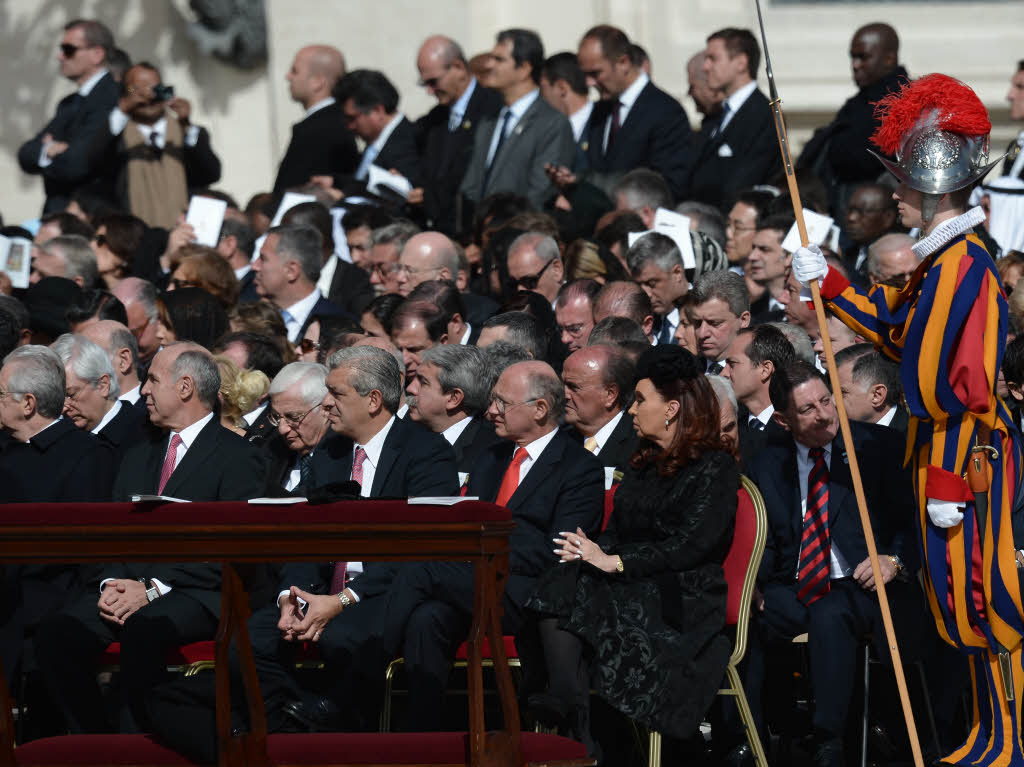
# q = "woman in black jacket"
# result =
<box><xmin>526</xmin><ymin>344</ymin><xmax>739</xmax><ymax>755</ymax></box>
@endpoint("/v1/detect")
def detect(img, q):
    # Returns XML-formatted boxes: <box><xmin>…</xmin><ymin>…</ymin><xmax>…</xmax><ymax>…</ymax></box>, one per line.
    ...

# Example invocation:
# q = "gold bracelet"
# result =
<box><xmin>615</xmin><ymin>556</ymin><xmax>624</xmax><ymax>573</ymax></box>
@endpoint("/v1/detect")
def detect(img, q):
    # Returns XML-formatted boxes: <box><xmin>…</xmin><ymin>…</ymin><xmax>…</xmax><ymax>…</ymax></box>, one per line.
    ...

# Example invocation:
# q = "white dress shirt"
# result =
<box><xmin>108</xmin><ymin>111</ymin><xmax>201</xmax><ymax>148</ymax></box>
<box><xmin>234</xmin><ymin>264</ymin><xmax>251</xmax><ymax>281</ymax></box>
<box><xmin>603</xmin><ymin>71</ymin><xmax>649</xmax><ymax>152</ymax></box>
<box><xmin>569</xmin><ymin>100</ymin><xmax>594</xmax><ymax>143</ymax></box>
<box><xmin>164</xmin><ymin>412</ymin><xmax>215</xmax><ymax>472</ymax></box>
<box><xmin>589</xmin><ymin>410</ymin><xmax>624</xmax><ymax>457</ymax></box>
<box><xmin>876</xmin><ymin>406</ymin><xmax>898</xmax><ymax>427</ymax></box>
<box><xmin>459</xmin><ymin>324</ymin><xmax>472</xmax><ymax>345</ymax></box>
<box><xmin>486</xmin><ymin>89</ymin><xmax>540</xmax><ymax>167</ymax></box>
<box><xmin>281</xmin><ymin>288</ymin><xmax>322</xmax><ymax>343</ymax></box>
<box><xmin>91</xmin><ymin>400</ymin><xmax>122</xmax><ymax>435</ymax></box>
<box><xmin>718</xmin><ymin>80</ymin><xmax>758</xmax><ymax>135</ymax></box>
<box><xmin>795</xmin><ymin>441</ymin><xmax>850</xmax><ymax>579</ymax></box>
<box><xmin>750</xmin><ymin>404</ymin><xmax>775</xmax><ymax>429</ymax></box>
<box><xmin>449</xmin><ymin>78</ymin><xmax>477</xmax><ymax>131</ymax></box>
<box><xmin>441</xmin><ymin>415</ymin><xmax>473</xmax><ymax>446</ymax></box>
<box><xmin>509</xmin><ymin>427</ymin><xmax>559</xmax><ymax>486</ymax></box>
<box><xmin>120</xmin><ymin>384</ymin><xmax>142</xmax><ymax>405</ymax></box>
<box><xmin>304</xmin><ymin>96</ymin><xmax>335</xmax><ymax>120</ymax></box>
<box><xmin>396</xmin><ymin>403</ymin><xmax>409</xmax><ymax>420</ymax></box>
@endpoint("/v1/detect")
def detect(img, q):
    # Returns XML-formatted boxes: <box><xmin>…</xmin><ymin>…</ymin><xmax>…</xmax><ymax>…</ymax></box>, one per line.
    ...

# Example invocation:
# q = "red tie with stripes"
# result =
<box><xmin>797</xmin><ymin>446</ymin><xmax>831</xmax><ymax>605</ymax></box>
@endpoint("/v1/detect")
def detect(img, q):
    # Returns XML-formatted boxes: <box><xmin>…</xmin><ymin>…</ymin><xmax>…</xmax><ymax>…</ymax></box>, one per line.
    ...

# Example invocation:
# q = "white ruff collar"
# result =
<box><xmin>912</xmin><ymin>206</ymin><xmax>986</xmax><ymax>259</ymax></box>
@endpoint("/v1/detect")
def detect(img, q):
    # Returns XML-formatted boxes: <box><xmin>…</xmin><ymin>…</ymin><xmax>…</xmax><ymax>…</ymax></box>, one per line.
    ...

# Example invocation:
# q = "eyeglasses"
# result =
<box><xmin>397</xmin><ymin>263</ymin><xmax>439</xmax><ymax>277</ymax></box>
<box><xmin>0</xmin><ymin>389</ymin><xmax>19</xmax><ymax>400</ymax></box>
<box><xmin>489</xmin><ymin>395</ymin><xmax>537</xmax><ymax>416</ymax></box>
<box><xmin>557</xmin><ymin>323</ymin><xmax>587</xmax><ymax>337</ymax></box>
<box><xmin>59</xmin><ymin>43</ymin><xmax>87</xmax><ymax>58</ymax></box>
<box><xmin>298</xmin><ymin>338</ymin><xmax>320</xmax><ymax>354</ymax></box>
<box><xmin>65</xmin><ymin>385</ymin><xmax>90</xmax><ymax>402</ymax></box>
<box><xmin>418</xmin><ymin>65</ymin><xmax>452</xmax><ymax>89</ymax></box>
<box><xmin>268</xmin><ymin>404</ymin><xmax>320</xmax><ymax>429</ymax></box>
<box><xmin>370</xmin><ymin>261</ymin><xmax>401</xmax><ymax>278</ymax></box>
<box><xmin>507</xmin><ymin>258</ymin><xmax>556</xmax><ymax>293</ymax></box>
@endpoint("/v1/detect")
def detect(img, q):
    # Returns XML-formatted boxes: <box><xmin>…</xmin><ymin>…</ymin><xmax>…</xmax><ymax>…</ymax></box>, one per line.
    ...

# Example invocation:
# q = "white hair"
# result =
<box><xmin>51</xmin><ymin>334</ymin><xmax>120</xmax><ymax>400</ymax></box>
<box><xmin>270</xmin><ymin>361</ymin><xmax>328</xmax><ymax>408</ymax></box>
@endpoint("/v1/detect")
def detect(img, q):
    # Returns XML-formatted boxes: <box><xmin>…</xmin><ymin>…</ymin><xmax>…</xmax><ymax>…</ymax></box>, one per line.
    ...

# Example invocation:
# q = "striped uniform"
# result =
<box><xmin>821</xmin><ymin>227</ymin><xmax>1024</xmax><ymax>766</ymax></box>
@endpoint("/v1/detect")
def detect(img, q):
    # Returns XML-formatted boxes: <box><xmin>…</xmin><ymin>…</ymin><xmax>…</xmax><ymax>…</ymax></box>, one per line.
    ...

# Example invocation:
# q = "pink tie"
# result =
<box><xmin>157</xmin><ymin>434</ymin><xmax>184</xmax><ymax>495</ymax></box>
<box><xmin>331</xmin><ymin>446</ymin><xmax>367</xmax><ymax>593</ymax></box>
<box><xmin>351</xmin><ymin>446</ymin><xmax>367</xmax><ymax>488</ymax></box>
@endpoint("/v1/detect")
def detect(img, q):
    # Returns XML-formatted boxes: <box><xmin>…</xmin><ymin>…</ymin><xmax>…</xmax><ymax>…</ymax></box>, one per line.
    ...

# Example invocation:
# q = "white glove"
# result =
<box><xmin>927</xmin><ymin>498</ymin><xmax>964</xmax><ymax>528</ymax></box>
<box><xmin>792</xmin><ymin>244</ymin><xmax>828</xmax><ymax>288</ymax></box>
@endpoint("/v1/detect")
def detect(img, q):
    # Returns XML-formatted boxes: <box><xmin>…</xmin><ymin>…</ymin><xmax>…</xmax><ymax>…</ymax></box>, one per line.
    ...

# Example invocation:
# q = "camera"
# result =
<box><xmin>152</xmin><ymin>83</ymin><xmax>175</xmax><ymax>102</ymax></box>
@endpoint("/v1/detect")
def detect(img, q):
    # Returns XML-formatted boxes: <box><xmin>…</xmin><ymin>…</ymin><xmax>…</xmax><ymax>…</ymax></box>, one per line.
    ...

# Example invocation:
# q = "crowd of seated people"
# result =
<box><xmin>4</xmin><ymin>12</ymin><xmax>1024</xmax><ymax>767</ymax></box>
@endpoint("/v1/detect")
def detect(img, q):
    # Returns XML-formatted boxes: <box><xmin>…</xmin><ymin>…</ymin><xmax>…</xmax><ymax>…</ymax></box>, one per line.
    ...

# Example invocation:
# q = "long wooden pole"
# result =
<box><xmin>753</xmin><ymin>4</ymin><xmax>924</xmax><ymax>765</ymax></box>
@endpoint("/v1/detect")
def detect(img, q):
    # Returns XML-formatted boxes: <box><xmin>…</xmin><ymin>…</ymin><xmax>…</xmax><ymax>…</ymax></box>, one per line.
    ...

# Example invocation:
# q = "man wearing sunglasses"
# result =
<box><xmin>507</xmin><ymin>231</ymin><xmax>565</xmax><ymax>306</ymax></box>
<box><xmin>18</xmin><ymin>19</ymin><xmax>120</xmax><ymax>214</ymax></box>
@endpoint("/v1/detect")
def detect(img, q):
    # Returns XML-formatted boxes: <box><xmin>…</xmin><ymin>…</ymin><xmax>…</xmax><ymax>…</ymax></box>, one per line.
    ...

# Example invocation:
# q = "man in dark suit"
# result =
<box><xmin>273</xmin><ymin>45</ymin><xmax>359</xmax><ymax>197</ymax></box>
<box><xmin>841</xmin><ymin>183</ymin><xmax>900</xmax><ymax>284</ymax></box>
<box><xmin>574</xmin><ymin>25</ymin><xmax>693</xmax><ymax>202</ymax></box>
<box><xmin>834</xmin><ymin>344</ymin><xmax>907</xmax><ymax>432</ymax></box>
<box><xmin>412</xmin><ymin>36</ymin><xmax>503</xmax><ymax>237</ymax></box>
<box><xmin>407</xmin><ymin>278</ymin><xmax>496</xmax><ymax>348</ymax></box>
<box><xmin>721</xmin><ymin>324</ymin><xmax>794</xmax><ymax>439</ymax></box>
<box><xmin>406</xmin><ymin>344</ymin><xmax>501</xmax><ymax>475</ymax></box>
<box><xmin>87</xmin><ymin>63</ymin><xmax>221</xmax><ymax>229</ymax></box>
<box><xmin>689</xmin><ymin>28</ymin><xmax>781</xmax><ymax>210</ymax></box>
<box><xmin>362</xmin><ymin>360</ymin><xmax>604</xmax><ymax>731</ymax></box>
<box><xmin>252</xmin><ymin>225</ymin><xmax>352</xmax><ymax>346</ymax></box>
<box><xmin>459</xmin><ymin>29</ymin><xmax>575</xmax><ymax>216</ymax></box>
<box><xmin>34</xmin><ymin>343</ymin><xmax>265</xmax><ymax>733</ymax></box>
<box><xmin>626</xmin><ymin>232</ymin><xmax>688</xmax><ymax>344</ymax></box>
<box><xmin>562</xmin><ymin>345</ymin><xmax>636</xmax><ymax>473</ymax></box>
<box><xmin>262</xmin><ymin>361</ymin><xmax>332</xmax><ymax>496</ymax></box>
<box><xmin>539</xmin><ymin>52</ymin><xmax>594</xmax><ymax>174</ymax></box>
<box><xmin>51</xmin><ymin>333</ymin><xmax>145</xmax><ymax>456</ymax></box>
<box><xmin>248</xmin><ymin>345</ymin><xmax>459</xmax><ymax>732</ymax></box>
<box><xmin>0</xmin><ymin>346</ymin><xmax>118</xmax><ymax>686</ymax></box>
<box><xmin>743</xmin><ymin>362</ymin><xmax>921</xmax><ymax>766</ymax></box>
<box><xmin>281</xmin><ymin>202</ymin><xmax>374</xmax><ymax>316</ymax></box>
<box><xmin>214</xmin><ymin>218</ymin><xmax>261</xmax><ymax>303</ymax></box>
<box><xmin>330</xmin><ymin>70</ymin><xmax>421</xmax><ymax>197</ymax></box>
<box><xmin>18</xmin><ymin>19</ymin><xmax>120</xmax><ymax>214</ymax></box>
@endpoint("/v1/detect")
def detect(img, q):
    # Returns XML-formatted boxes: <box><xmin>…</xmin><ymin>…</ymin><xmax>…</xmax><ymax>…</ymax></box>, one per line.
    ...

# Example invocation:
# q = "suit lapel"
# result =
<box><xmin>508</xmin><ymin>432</ymin><xmax>564</xmax><ymax>510</ymax></box>
<box><xmin>489</xmin><ymin>98</ymin><xmax>539</xmax><ymax>179</ymax></box>
<box><xmin>161</xmin><ymin>419</ymin><xmax>220</xmax><ymax>498</ymax></box>
<box><xmin>774</xmin><ymin>443</ymin><xmax>802</xmax><ymax>541</ymax></box>
<box><xmin>369</xmin><ymin>420</ymin><xmax>403</xmax><ymax>497</ymax></box>
<box><xmin>827</xmin><ymin>434</ymin><xmax>854</xmax><ymax>531</ymax></box>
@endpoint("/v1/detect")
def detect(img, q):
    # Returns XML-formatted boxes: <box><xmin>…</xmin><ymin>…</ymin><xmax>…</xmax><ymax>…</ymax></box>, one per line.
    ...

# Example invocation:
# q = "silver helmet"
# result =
<box><xmin>868</xmin><ymin>107</ymin><xmax>1000</xmax><ymax>196</ymax></box>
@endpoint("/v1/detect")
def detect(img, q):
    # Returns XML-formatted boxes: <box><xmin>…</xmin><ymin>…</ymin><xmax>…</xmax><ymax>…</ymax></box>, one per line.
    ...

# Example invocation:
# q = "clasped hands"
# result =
<box><xmin>277</xmin><ymin>585</ymin><xmax>351</xmax><ymax>643</ymax></box>
<box><xmin>97</xmin><ymin>578</ymin><xmax>149</xmax><ymax>625</ymax></box>
<box><xmin>553</xmin><ymin>526</ymin><xmax>619</xmax><ymax>573</ymax></box>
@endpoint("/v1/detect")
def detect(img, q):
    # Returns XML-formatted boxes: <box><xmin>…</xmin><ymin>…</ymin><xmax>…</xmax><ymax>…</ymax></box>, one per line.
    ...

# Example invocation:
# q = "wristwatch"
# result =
<box><xmin>888</xmin><ymin>555</ymin><xmax>905</xmax><ymax>577</ymax></box>
<box><xmin>337</xmin><ymin>590</ymin><xmax>352</xmax><ymax>608</ymax></box>
<box><xmin>145</xmin><ymin>581</ymin><xmax>160</xmax><ymax>602</ymax></box>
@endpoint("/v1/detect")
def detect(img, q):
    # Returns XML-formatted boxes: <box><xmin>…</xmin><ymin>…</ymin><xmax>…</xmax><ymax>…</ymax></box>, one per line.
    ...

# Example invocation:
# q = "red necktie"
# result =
<box><xmin>494</xmin><ymin>447</ymin><xmax>529</xmax><ymax>507</ymax></box>
<box><xmin>797</xmin><ymin>447</ymin><xmax>831</xmax><ymax>605</ymax></box>
<box><xmin>330</xmin><ymin>446</ymin><xmax>368</xmax><ymax>594</ymax></box>
<box><xmin>157</xmin><ymin>433</ymin><xmax>184</xmax><ymax>495</ymax></box>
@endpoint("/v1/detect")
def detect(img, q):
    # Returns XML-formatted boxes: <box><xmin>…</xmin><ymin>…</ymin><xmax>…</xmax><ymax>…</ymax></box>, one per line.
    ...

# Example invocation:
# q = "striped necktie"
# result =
<box><xmin>797</xmin><ymin>446</ymin><xmax>831</xmax><ymax>605</ymax></box>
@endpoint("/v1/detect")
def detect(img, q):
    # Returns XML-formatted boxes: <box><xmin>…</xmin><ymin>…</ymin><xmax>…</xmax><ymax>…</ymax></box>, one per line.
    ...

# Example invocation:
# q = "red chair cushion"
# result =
<box><xmin>266</xmin><ymin>731</ymin><xmax>588</xmax><ymax>764</ymax></box>
<box><xmin>453</xmin><ymin>635</ymin><xmax>518</xmax><ymax>661</ymax></box>
<box><xmin>99</xmin><ymin>641</ymin><xmax>216</xmax><ymax>667</ymax></box>
<box><xmin>722</xmin><ymin>486</ymin><xmax>757</xmax><ymax>627</ymax></box>
<box><xmin>16</xmin><ymin>734</ymin><xmax>195</xmax><ymax>765</ymax></box>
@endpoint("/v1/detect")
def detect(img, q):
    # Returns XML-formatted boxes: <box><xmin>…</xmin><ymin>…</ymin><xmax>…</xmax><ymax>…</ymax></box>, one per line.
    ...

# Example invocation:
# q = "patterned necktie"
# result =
<box><xmin>351</xmin><ymin>446</ymin><xmax>367</xmax><ymax>488</ymax></box>
<box><xmin>748</xmin><ymin>416</ymin><xmax>765</xmax><ymax>432</ymax></box>
<box><xmin>494</xmin><ymin>447</ymin><xmax>529</xmax><ymax>507</ymax></box>
<box><xmin>797</xmin><ymin>446</ymin><xmax>831</xmax><ymax>605</ymax></box>
<box><xmin>157</xmin><ymin>433</ymin><xmax>184</xmax><ymax>495</ymax></box>
<box><xmin>708</xmin><ymin>361</ymin><xmax>724</xmax><ymax>376</ymax></box>
<box><xmin>583</xmin><ymin>437</ymin><xmax>599</xmax><ymax>453</ymax></box>
<box><xmin>298</xmin><ymin>453</ymin><xmax>312</xmax><ymax>490</ymax></box>
<box><xmin>329</xmin><ymin>561</ymin><xmax>348</xmax><ymax>595</ymax></box>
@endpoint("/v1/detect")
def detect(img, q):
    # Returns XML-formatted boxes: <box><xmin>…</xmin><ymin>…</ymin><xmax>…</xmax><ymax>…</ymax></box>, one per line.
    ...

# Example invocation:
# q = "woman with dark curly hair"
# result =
<box><xmin>525</xmin><ymin>344</ymin><xmax>739</xmax><ymax>758</ymax></box>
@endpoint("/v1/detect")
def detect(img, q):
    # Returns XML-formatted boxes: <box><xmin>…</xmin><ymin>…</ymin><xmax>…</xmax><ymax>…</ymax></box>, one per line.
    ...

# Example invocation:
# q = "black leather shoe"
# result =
<box><xmin>283</xmin><ymin>695</ymin><xmax>341</xmax><ymax>732</ymax></box>
<box><xmin>724</xmin><ymin>743</ymin><xmax>755</xmax><ymax>766</ymax></box>
<box><xmin>814</xmin><ymin>737</ymin><xmax>845</xmax><ymax>767</ymax></box>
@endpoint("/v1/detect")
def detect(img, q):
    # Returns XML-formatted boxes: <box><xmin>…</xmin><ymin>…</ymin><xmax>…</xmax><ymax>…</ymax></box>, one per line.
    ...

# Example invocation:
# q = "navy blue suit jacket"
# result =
<box><xmin>744</xmin><ymin>421</ymin><xmax>915</xmax><ymax>588</ymax></box>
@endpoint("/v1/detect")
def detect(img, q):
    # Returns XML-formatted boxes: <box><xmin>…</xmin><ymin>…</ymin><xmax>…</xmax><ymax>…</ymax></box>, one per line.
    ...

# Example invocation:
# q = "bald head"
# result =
<box><xmin>144</xmin><ymin>342</ymin><xmax>220</xmax><ymax>429</ymax></box>
<box><xmin>850</xmin><ymin>23</ymin><xmax>899</xmax><ymax>89</ymax></box>
<box><xmin>868</xmin><ymin>233</ymin><xmax>919</xmax><ymax>287</ymax></box>
<box><xmin>417</xmin><ymin>35</ymin><xmax>470</xmax><ymax>106</ymax></box>
<box><xmin>288</xmin><ymin>45</ymin><xmax>345</xmax><ymax>108</ymax></box>
<box><xmin>397</xmin><ymin>232</ymin><xmax>460</xmax><ymax>296</ymax></box>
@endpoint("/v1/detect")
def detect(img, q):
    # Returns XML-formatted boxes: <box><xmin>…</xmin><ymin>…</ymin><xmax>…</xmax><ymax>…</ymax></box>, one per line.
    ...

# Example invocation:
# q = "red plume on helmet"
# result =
<box><xmin>871</xmin><ymin>73</ymin><xmax>991</xmax><ymax>155</ymax></box>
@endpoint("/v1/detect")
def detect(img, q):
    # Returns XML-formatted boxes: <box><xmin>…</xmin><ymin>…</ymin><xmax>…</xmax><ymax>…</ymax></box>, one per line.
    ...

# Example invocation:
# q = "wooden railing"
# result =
<box><xmin>0</xmin><ymin>499</ymin><xmax>519</xmax><ymax>767</ymax></box>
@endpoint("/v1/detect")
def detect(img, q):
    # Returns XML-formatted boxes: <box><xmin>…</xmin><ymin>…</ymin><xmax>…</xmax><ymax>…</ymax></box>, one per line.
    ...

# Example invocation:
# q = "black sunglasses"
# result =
<box><xmin>59</xmin><ymin>43</ymin><xmax>95</xmax><ymax>58</ymax></box>
<box><xmin>507</xmin><ymin>258</ymin><xmax>555</xmax><ymax>293</ymax></box>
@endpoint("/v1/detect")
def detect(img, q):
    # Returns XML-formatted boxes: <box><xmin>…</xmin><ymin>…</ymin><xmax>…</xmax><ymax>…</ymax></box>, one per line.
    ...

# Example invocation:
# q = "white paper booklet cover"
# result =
<box><xmin>0</xmin><ymin>236</ymin><xmax>31</xmax><ymax>289</ymax></box>
<box><xmin>781</xmin><ymin>210</ymin><xmax>834</xmax><ymax>255</ymax></box>
<box><xmin>185</xmin><ymin>196</ymin><xmax>227</xmax><ymax>247</ymax></box>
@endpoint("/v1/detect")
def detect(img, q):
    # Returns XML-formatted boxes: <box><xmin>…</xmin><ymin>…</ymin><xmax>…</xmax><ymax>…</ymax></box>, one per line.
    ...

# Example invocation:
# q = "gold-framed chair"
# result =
<box><xmin>647</xmin><ymin>474</ymin><xmax>770</xmax><ymax>767</ymax></box>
